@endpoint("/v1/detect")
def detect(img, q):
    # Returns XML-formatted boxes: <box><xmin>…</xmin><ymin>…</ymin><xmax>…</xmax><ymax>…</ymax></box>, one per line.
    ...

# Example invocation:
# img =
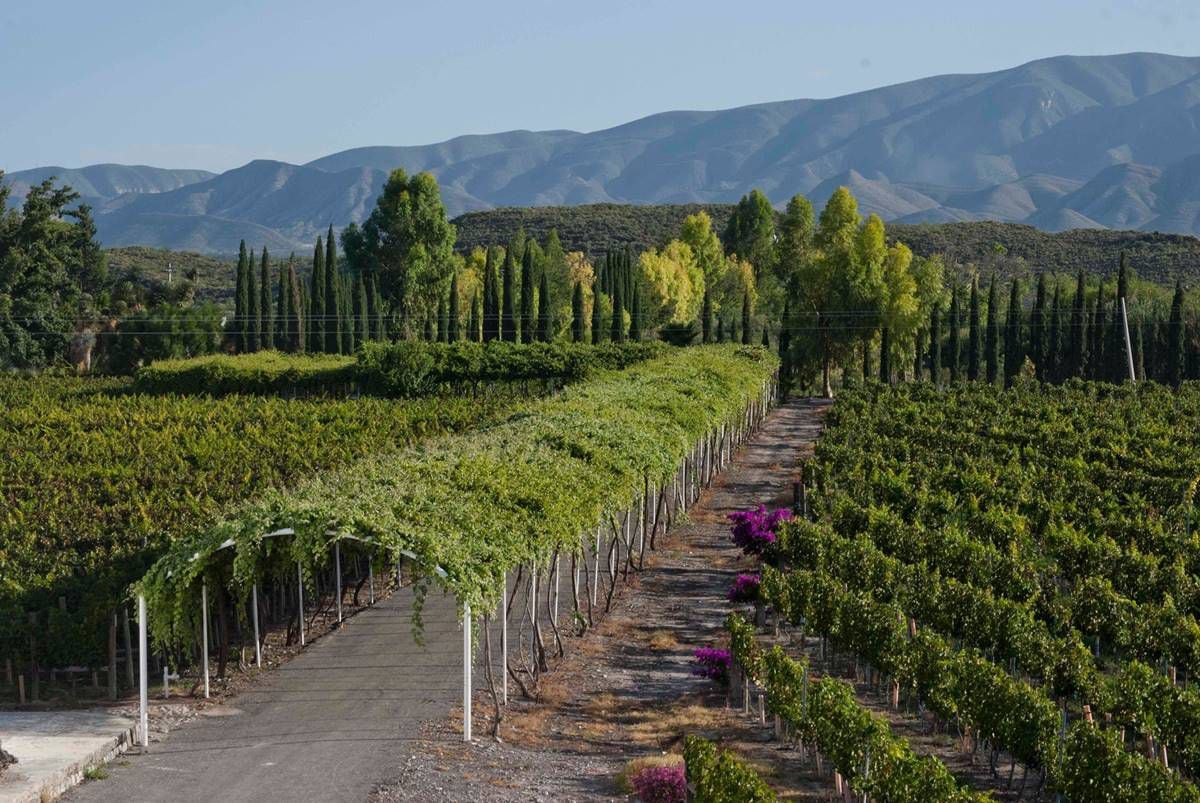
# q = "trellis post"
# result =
<box><xmin>501</xmin><ymin>573</ymin><xmax>508</xmax><ymax>705</ymax></box>
<box><xmin>138</xmin><ymin>593</ymin><xmax>149</xmax><ymax>748</ymax></box>
<box><xmin>201</xmin><ymin>583</ymin><xmax>210</xmax><ymax>698</ymax></box>
<box><xmin>334</xmin><ymin>540</ymin><xmax>343</xmax><ymax>623</ymax></box>
<box><xmin>297</xmin><ymin>562</ymin><xmax>306</xmax><ymax>646</ymax></box>
<box><xmin>462</xmin><ymin>602</ymin><xmax>472</xmax><ymax>742</ymax></box>
<box><xmin>368</xmin><ymin>559</ymin><xmax>375</xmax><ymax>605</ymax></box>
<box><xmin>251</xmin><ymin>583</ymin><xmax>262</xmax><ymax>669</ymax></box>
<box><xmin>592</xmin><ymin>526</ymin><xmax>601</xmax><ymax>607</ymax></box>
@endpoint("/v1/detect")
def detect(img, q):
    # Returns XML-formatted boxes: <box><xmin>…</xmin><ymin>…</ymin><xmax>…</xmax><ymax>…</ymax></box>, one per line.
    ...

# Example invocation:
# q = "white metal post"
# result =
<box><xmin>501</xmin><ymin>573</ymin><xmax>508</xmax><ymax>705</ymax></box>
<box><xmin>1121</xmin><ymin>298</ymin><xmax>1136</xmax><ymax>384</ymax></box>
<box><xmin>201</xmin><ymin>583</ymin><xmax>210</xmax><ymax>698</ymax></box>
<box><xmin>462</xmin><ymin>603</ymin><xmax>472</xmax><ymax>742</ymax></box>
<box><xmin>251</xmin><ymin>583</ymin><xmax>262</xmax><ymax>669</ymax></box>
<box><xmin>335</xmin><ymin>541</ymin><xmax>343</xmax><ymax>623</ymax></box>
<box><xmin>297</xmin><ymin>562</ymin><xmax>306</xmax><ymax>646</ymax></box>
<box><xmin>138</xmin><ymin>594</ymin><xmax>149</xmax><ymax>748</ymax></box>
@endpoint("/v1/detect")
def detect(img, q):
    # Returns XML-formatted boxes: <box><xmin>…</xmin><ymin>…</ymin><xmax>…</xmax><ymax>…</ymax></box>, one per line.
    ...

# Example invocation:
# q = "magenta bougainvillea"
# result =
<box><xmin>728</xmin><ymin>505</ymin><xmax>791</xmax><ymax>556</ymax></box>
<box><xmin>692</xmin><ymin>647</ymin><xmax>732</xmax><ymax>684</ymax></box>
<box><xmin>630</xmin><ymin>764</ymin><xmax>686</xmax><ymax>803</ymax></box>
<box><xmin>727</xmin><ymin>572</ymin><xmax>761</xmax><ymax>603</ymax></box>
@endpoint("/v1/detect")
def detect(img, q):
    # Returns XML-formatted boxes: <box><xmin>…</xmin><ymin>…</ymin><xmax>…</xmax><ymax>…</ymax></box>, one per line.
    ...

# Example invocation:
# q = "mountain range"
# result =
<box><xmin>5</xmin><ymin>52</ymin><xmax>1200</xmax><ymax>255</ymax></box>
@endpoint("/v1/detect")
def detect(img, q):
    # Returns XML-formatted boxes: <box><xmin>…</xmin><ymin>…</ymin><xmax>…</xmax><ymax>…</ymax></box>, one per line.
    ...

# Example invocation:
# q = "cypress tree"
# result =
<box><xmin>948</xmin><ymin>284</ymin><xmax>961</xmax><ymax>382</ymax></box>
<box><xmin>985</xmin><ymin>277</ymin><xmax>999</xmax><ymax>384</ymax></box>
<box><xmin>501</xmin><ymin>248</ymin><xmax>517</xmax><ymax>342</ymax></box>
<box><xmin>277</xmin><ymin>252</ymin><xmax>290</xmax><ymax>349</ymax></box>
<box><xmin>880</xmin><ymin>327</ymin><xmax>891</xmax><ymax>383</ymax></box>
<box><xmin>324</xmin><ymin>228</ymin><xmax>342</xmax><ymax>354</ymax></box>
<box><xmin>470</xmin><ymin>291</ymin><xmax>482</xmax><ymax>342</ymax></box>
<box><xmin>260</xmin><ymin>247</ymin><xmax>274</xmax><ymax>351</ymax></box>
<box><xmin>862</xmin><ymin>338</ymin><xmax>871</xmax><ymax>382</ymax></box>
<box><xmin>482</xmin><ymin>247</ymin><xmax>498</xmax><ymax>342</ymax></box>
<box><xmin>537</xmin><ymin>270</ymin><xmax>551</xmax><ymax>341</ymax></box>
<box><xmin>611</xmin><ymin>277</ymin><xmax>625</xmax><ymax>343</ymax></box>
<box><xmin>1031</xmin><ymin>274</ymin><xmax>1047</xmax><ymax>380</ymax></box>
<box><xmin>741</xmin><ymin>290</ymin><xmax>752</xmax><ymax>345</ymax></box>
<box><xmin>629</xmin><ymin>282</ymin><xmax>641</xmax><ymax>342</ymax></box>
<box><xmin>1090</xmin><ymin>280</ymin><xmax>1107</xmax><ymax>380</ymax></box>
<box><xmin>701</xmin><ymin>287</ymin><xmax>713</xmax><ymax>344</ymax></box>
<box><xmin>247</xmin><ymin>248</ymin><xmax>260</xmax><ymax>352</ymax></box>
<box><xmin>761</xmin><ymin>326</ymin><xmax>770</xmax><ymax>348</ymax></box>
<box><xmin>519</xmin><ymin>246</ymin><xmax>535</xmax><ymax>343</ymax></box>
<box><xmin>1168</xmin><ymin>280</ymin><xmax>1185</xmax><ymax>387</ymax></box>
<box><xmin>1069</xmin><ymin>270</ymin><xmax>1088</xmax><ymax>379</ymax></box>
<box><xmin>437</xmin><ymin>296</ymin><xmax>448</xmax><ymax>342</ymax></box>
<box><xmin>288</xmin><ymin>258</ymin><xmax>305</xmax><ymax>353</ymax></box>
<box><xmin>967</xmin><ymin>277</ymin><xmax>981</xmax><ymax>380</ymax></box>
<box><xmin>448</xmin><ymin>273</ymin><xmax>461</xmax><ymax>342</ymax></box>
<box><xmin>1109</xmin><ymin>253</ymin><xmax>1131</xmax><ymax>381</ymax></box>
<box><xmin>929</xmin><ymin>303</ymin><xmax>941</xmax><ymax>386</ymax></box>
<box><xmin>1048</xmin><ymin>281</ymin><xmax>1063</xmax><ymax>382</ymax></box>
<box><xmin>913</xmin><ymin>327</ymin><xmax>925</xmax><ymax>381</ymax></box>
<box><xmin>1134</xmin><ymin>319</ymin><xmax>1145</xmax><ymax>382</ymax></box>
<box><xmin>591</xmin><ymin>280</ymin><xmax>604</xmax><ymax>344</ymax></box>
<box><xmin>1004</xmin><ymin>278</ymin><xmax>1023</xmax><ymax>387</ymax></box>
<box><xmin>717</xmin><ymin>318</ymin><xmax>725</xmax><ymax>343</ymax></box>
<box><xmin>355</xmin><ymin>276</ymin><xmax>369</xmax><ymax>348</ymax></box>
<box><xmin>310</xmin><ymin>237</ymin><xmax>326</xmax><ymax>352</ymax></box>
<box><xmin>779</xmin><ymin>302</ymin><xmax>793</xmax><ymax>386</ymax></box>
<box><xmin>234</xmin><ymin>240</ymin><xmax>249</xmax><ymax>353</ymax></box>
<box><xmin>423</xmin><ymin>314</ymin><xmax>434</xmax><ymax>342</ymax></box>
<box><xmin>571</xmin><ymin>282</ymin><xmax>584</xmax><ymax>342</ymax></box>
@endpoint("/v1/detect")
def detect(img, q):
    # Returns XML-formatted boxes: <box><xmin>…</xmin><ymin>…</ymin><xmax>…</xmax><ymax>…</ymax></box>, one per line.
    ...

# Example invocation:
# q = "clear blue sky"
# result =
<box><xmin>1</xmin><ymin>0</ymin><xmax>1195</xmax><ymax>172</ymax></box>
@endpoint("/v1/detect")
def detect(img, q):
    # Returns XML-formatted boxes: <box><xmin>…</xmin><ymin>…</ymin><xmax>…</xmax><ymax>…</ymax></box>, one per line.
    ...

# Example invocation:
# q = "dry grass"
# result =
<box><xmin>615</xmin><ymin>754</ymin><xmax>684</xmax><ymax>794</ymax></box>
<box><xmin>646</xmin><ymin>629</ymin><xmax>679</xmax><ymax>650</ymax></box>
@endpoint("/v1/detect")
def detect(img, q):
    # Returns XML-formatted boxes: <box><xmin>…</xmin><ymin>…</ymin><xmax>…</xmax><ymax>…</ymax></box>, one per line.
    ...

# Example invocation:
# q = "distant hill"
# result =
<box><xmin>453</xmin><ymin>204</ymin><xmax>1200</xmax><ymax>283</ymax></box>
<box><xmin>4</xmin><ymin>164</ymin><xmax>213</xmax><ymax>207</ymax></box>
<box><xmin>7</xmin><ymin>52</ymin><xmax>1200</xmax><ymax>253</ymax></box>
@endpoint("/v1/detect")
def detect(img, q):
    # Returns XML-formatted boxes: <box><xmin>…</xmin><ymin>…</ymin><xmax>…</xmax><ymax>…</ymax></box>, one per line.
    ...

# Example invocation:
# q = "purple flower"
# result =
<box><xmin>727</xmin><ymin>573</ymin><xmax>761</xmax><ymax>603</ymax></box>
<box><xmin>630</xmin><ymin>764</ymin><xmax>686</xmax><ymax>803</ymax></box>
<box><xmin>728</xmin><ymin>505</ymin><xmax>792</xmax><ymax>556</ymax></box>
<box><xmin>692</xmin><ymin>647</ymin><xmax>732</xmax><ymax>684</ymax></box>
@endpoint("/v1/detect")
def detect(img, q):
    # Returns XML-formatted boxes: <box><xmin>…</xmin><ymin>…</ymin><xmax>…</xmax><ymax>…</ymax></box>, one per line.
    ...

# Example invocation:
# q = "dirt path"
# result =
<box><xmin>372</xmin><ymin>398</ymin><xmax>828</xmax><ymax>802</ymax></box>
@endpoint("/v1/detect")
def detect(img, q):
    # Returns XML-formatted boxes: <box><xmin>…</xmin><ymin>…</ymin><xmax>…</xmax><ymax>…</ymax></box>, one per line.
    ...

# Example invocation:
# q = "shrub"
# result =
<box><xmin>630</xmin><ymin>763</ymin><xmax>686</xmax><ymax>803</ymax></box>
<box><xmin>692</xmin><ymin>647</ymin><xmax>732</xmax><ymax>684</ymax></box>
<box><xmin>726</xmin><ymin>573</ymin><xmax>760</xmax><ymax>603</ymax></box>
<box><xmin>728</xmin><ymin>506</ymin><xmax>791</xmax><ymax>556</ymax></box>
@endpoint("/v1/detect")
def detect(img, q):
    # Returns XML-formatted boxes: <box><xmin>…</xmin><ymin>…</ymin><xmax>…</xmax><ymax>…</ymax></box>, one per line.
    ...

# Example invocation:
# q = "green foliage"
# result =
<box><xmin>105</xmin><ymin>303</ymin><xmax>225</xmax><ymax>374</ymax></box>
<box><xmin>683</xmin><ymin>735</ymin><xmax>777</xmax><ymax>803</ymax></box>
<box><xmin>135</xmin><ymin>351</ymin><xmax>357</xmax><ymax>395</ymax></box>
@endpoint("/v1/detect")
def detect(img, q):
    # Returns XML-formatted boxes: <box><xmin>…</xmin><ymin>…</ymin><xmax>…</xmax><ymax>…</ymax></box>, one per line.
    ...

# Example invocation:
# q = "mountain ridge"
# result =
<box><xmin>5</xmin><ymin>51</ymin><xmax>1200</xmax><ymax>254</ymax></box>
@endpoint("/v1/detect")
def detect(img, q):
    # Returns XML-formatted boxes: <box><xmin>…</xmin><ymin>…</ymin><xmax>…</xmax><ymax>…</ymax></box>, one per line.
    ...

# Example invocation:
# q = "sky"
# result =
<box><xmin>0</xmin><ymin>0</ymin><xmax>1196</xmax><ymax>173</ymax></box>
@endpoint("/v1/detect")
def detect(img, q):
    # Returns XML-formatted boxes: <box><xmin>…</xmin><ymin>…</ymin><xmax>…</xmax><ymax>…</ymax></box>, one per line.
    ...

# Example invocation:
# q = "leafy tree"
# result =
<box><xmin>571</xmin><ymin>282</ymin><xmax>585</xmax><ymax>342</ymax></box>
<box><xmin>537</xmin><ymin>270</ymin><xmax>551</xmax><ymax>341</ymax></box>
<box><xmin>880</xmin><ymin>242</ymin><xmax>920</xmax><ymax>381</ymax></box>
<box><xmin>776</xmin><ymin>194</ymin><xmax>814</xmax><ymax>288</ymax></box>
<box><xmin>501</xmin><ymin>247</ymin><xmax>517</xmax><ymax>342</ymax></box>
<box><xmin>448</xmin><ymin>271</ymin><xmax>461</xmax><ymax>342</ymax></box>
<box><xmin>723</xmin><ymin>189</ymin><xmax>776</xmax><ymax>278</ymax></box>
<box><xmin>351</xmin><ymin>170</ymin><xmax>456</xmax><ymax>337</ymax></box>
<box><xmin>985</xmin><ymin>277</ymin><xmax>999</xmax><ymax>384</ymax></box>
<box><xmin>1004</xmin><ymin>278</ymin><xmax>1023</xmax><ymax>388</ymax></box>
<box><xmin>967</xmin><ymin>277</ymin><xmax>981</xmax><ymax>381</ymax></box>
<box><xmin>638</xmin><ymin>240</ymin><xmax>704</xmax><ymax>332</ymax></box>
<box><xmin>1168</xmin><ymin>280</ymin><xmax>1185</xmax><ymax>386</ymax></box>
<box><xmin>260</xmin><ymin>247</ymin><xmax>274</xmax><ymax>351</ymax></box>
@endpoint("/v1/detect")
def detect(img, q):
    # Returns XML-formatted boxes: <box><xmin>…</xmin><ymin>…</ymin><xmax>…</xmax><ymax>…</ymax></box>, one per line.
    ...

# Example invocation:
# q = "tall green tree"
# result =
<box><xmin>1069</xmin><ymin>270</ymin><xmax>1088</xmax><ymax>379</ymax></box>
<box><xmin>235</xmin><ymin>240</ymin><xmax>249</xmax><ymax>353</ymax></box>
<box><xmin>1047</xmin><ymin>281</ymin><xmax>1063</xmax><ymax>382</ymax></box>
<box><xmin>628</xmin><ymin>282</ymin><xmax>641</xmax><ymax>341</ymax></box>
<box><xmin>277</xmin><ymin>252</ymin><xmax>291</xmax><ymax>350</ymax></box>
<box><xmin>1004</xmin><ymin>278</ymin><xmax>1023</xmax><ymax>387</ymax></box>
<box><xmin>354</xmin><ymin>276</ymin><xmax>369</xmax><ymax>348</ymax></box>
<box><xmin>483</xmin><ymin>247</ymin><xmax>498</xmax><ymax>342</ymax></box>
<box><xmin>437</xmin><ymin>296</ymin><xmax>448</xmax><ymax>342</ymax></box>
<box><xmin>701</xmin><ymin>287</ymin><xmax>713</xmax><ymax>344</ymax></box>
<box><xmin>448</xmin><ymin>272</ymin><xmax>461</xmax><ymax>342</ymax></box>
<box><xmin>247</xmin><ymin>248</ymin><xmax>260</xmax><ymax>352</ymax></box>
<box><xmin>985</xmin><ymin>277</ymin><xmax>999</xmax><ymax>384</ymax></box>
<box><xmin>571</xmin><ymin>282</ymin><xmax>585</xmax><ymax>342</ymax></box>
<box><xmin>309</xmin><ymin>237</ymin><xmax>326</xmax><ymax>352</ymax></box>
<box><xmin>501</xmin><ymin>247</ymin><xmax>517</xmax><ymax>342</ymax></box>
<box><xmin>1090</xmin><ymin>279</ymin><xmax>1107</xmax><ymax>380</ymax></box>
<box><xmin>929</xmin><ymin>303</ymin><xmax>941</xmax><ymax>387</ymax></box>
<box><xmin>520</xmin><ymin>246</ymin><xmax>535</xmax><ymax>343</ymax></box>
<box><xmin>741</xmin><ymin>290</ymin><xmax>752</xmax><ymax>345</ymax></box>
<box><xmin>537</xmin><ymin>271</ymin><xmax>551</xmax><ymax>341</ymax></box>
<box><xmin>591</xmin><ymin>279</ymin><xmax>604</xmax><ymax>344</ymax></box>
<box><xmin>260</xmin><ymin>247</ymin><xmax>274</xmax><ymax>351</ymax></box>
<box><xmin>724</xmin><ymin>189</ymin><xmax>777</xmax><ymax>277</ymax></box>
<box><xmin>324</xmin><ymin>227</ymin><xmax>343</xmax><ymax>353</ymax></box>
<box><xmin>470</xmin><ymin>290</ymin><xmax>482</xmax><ymax>342</ymax></box>
<box><xmin>1168</xmin><ymin>280</ymin><xmax>1185</xmax><ymax>387</ymax></box>
<box><xmin>611</xmin><ymin>276</ymin><xmax>625</xmax><ymax>343</ymax></box>
<box><xmin>1030</xmin><ymin>274</ymin><xmax>1047</xmax><ymax>380</ymax></box>
<box><xmin>948</xmin><ymin>284</ymin><xmax>961</xmax><ymax>382</ymax></box>
<box><xmin>967</xmin><ymin>277</ymin><xmax>981</xmax><ymax>381</ymax></box>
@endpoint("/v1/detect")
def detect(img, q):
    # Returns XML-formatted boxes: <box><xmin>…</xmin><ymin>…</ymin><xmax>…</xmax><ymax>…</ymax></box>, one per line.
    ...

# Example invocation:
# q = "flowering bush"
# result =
<box><xmin>692</xmin><ymin>647</ymin><xmax>732</xmax><ymax>684</ymax></box>
<box><xmin>728</xmin><ymin>505</ymin><xmax>791</xmax><ymax>556</ymax></box>
<box><xmin>727</xmin><ymin>573</ymin><xmax>761</xmax><ymax>603</ymax></box>
<box><xmin>630</xmin><ymin>763</ymin><xmax>686</xmax><ymax>803</ymax></box>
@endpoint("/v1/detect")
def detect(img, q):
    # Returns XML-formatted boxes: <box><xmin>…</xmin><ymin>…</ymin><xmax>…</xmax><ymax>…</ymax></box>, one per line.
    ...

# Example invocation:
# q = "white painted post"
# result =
<box><xmin>501</xmin><ymin>573</ymin><xmax>508</xmax><ymax>705</ymax></box>
<box><xmin>335</xmin><ymin>541</ymin><xmax>343</xmax><ymax>623</ymax></box>
<box><xmin>368</xmin><ymin>559</ymin><xmax>375</xmax><ymax>605</ymax></box>
<box><xmin>592</xmin><ymin>527</ymin><xmax>601</xmax><ymax>607</ymax></box>
<box><xmin>297</xmin><ymin>562</ymin><xmax>306</xmax><ymax>647</ymax></box>
<box><xmin>163</xmin><ymin>666</ymin><xmax>169</xmax><ymax>699</ymax></box>
<box><xmin>1121</xmin><ymin>298</ymin><xmax>1136</xmax><ymax>384</ymax></box>
<box><xmin>201</xmin><ymin>583</ymin><xmax>210</xmax><ymax>699</ymax></box>
<box><xmin>462</xmin><ymin>603</ymin><xmax>472</xmax><ymax>742</ymax></box>
<box><xmin>138</xmin><ymin>594</ymin><xmax>149</xmax><ymax>748</ymax></box>
<box><xmin>251</xmin><ymin>583</ymin><xmax>262</xmax><ymax>669</ymax></box>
